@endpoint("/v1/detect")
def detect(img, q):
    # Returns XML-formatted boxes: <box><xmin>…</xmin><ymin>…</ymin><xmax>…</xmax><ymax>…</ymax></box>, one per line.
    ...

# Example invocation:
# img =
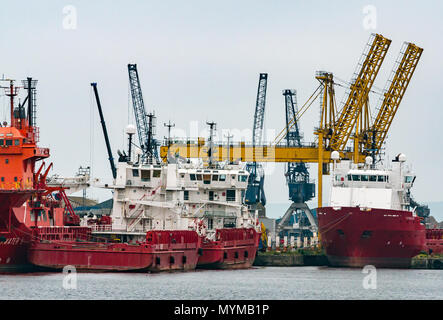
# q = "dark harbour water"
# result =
<box><xmin>0</xmin><ymin>267</ymin><xmax>442</xmax><ymax>300</ymax></box>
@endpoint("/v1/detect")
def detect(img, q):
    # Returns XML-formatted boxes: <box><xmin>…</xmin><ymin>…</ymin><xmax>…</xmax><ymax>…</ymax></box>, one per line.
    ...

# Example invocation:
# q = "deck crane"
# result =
<box><xmin>128</xmin><ymin>64</ymin><xmax>159</xmax><ymax>164</ymax></box>
<box><xmin>159</xmin><ymin>34</ymin><xmax>422</xmax><ymax>210</ymax></box>
<box><xmin>276</xmin><ymin>90</ymin><xmax>317</xmax><ymax>237</ymax></box>
<box><xmin>244</xmin><ymin>73</ymin><xmax>268</xmax><ymax>210</ymax></box>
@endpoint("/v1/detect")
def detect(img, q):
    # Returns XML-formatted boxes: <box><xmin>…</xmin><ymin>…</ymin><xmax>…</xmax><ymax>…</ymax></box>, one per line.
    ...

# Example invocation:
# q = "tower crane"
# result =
<box><xmin>128</xmin><ymin>64</ymin><xmax>159</xmax><ymax>164</ymax></box>
<box><xmin>244</xmin><ymin>73</ymin><xmax>268</xmax><ymax>210</ymax></box>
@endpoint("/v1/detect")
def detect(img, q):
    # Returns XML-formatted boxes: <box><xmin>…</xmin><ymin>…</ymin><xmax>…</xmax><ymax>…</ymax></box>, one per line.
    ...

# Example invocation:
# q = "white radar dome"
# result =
<box><xmin>331</xmin><ymin>151</ymin><xmax>340</xmax><ymax>161</ymax></box>
<box><xmin>365</xmin><ymin>156</ymin><xmax>373</xmax><ymax>165</ymax></box>
<box><xmin>125</xmin><ymin>124</ymin><xmax>136</xmax><ymax>135</ymax></box>
<box><xmin>398</xmin><ymin>153</ymin><xmax>407</xmax><ymax>162</ymax></box>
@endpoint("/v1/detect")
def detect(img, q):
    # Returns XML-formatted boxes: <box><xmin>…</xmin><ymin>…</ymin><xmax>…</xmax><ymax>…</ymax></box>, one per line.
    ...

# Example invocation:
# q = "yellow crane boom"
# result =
<box><xmin>330</xmin><ymin>33</ymin><xmax>391</xmax><ymax>151</ymax></box>
<box><xmin>366</xmin><ymin>42</ymin><xmax>423</xmax><ymax>153</ymax></box>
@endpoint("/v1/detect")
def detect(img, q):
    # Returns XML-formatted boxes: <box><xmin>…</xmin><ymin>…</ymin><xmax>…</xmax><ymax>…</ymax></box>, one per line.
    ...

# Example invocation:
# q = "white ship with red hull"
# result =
<box><xmin>318</xmin><ymin>153</ymin><xmax>426</xmax><ymax>268</ymax></box>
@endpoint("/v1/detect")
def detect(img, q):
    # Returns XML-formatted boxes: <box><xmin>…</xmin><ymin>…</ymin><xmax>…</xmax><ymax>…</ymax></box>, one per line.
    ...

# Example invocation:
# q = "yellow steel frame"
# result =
<box><xmin>330</xmin><ymin>34</ymin><xmax>391</xmax><ymax>151</ymax></box>
<box><xmin>160</xmin><ymin>144</ymin><xmax>363</xmax><ymax>164</ymax></box>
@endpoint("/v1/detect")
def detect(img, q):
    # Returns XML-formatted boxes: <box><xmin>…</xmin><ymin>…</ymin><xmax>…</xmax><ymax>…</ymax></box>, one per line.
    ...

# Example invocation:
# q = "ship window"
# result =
<box><xmin>196</xmin><ymin>174</ymin><xmax>202</xmax><ymax>181</ymax></box>
<box><xmin>352</xmin><ymin>175</ymin><xmax>361</xmax><ymax>181</ymax></box>
<box><xmin>219</xmin><ymin>174</ymin><xmax>226</xmax><ymax>181</ymax></box>
<box><xmin>183</xmin><ymin>191</ymin><xmax>189</xmax><ymax>200</ymax></box>
<box><xmin>5</xmin><ymin>159</ymin><xmax>8</xmax><ymax>164</ymax></box>
<box><xmin>5</xmin><ymin>140</ymin><xmax>12</xmax><ymax>146</ymax></box>
<box><xmin>190</xmin><ymin>174</ymin><xmax>196</xmax><ymax>181</ymax></box>
<box><xmin>361</xmin><ymin>175</ymin><xmax>369</xmax><ymax>182</ymax></box>
<box><xmin>14</xmin><ymin>177</ymin><xmax>17</xmax><ymax>182</ymax></box>
<box><xmin>337</xmin><ymin>229</ymin><xmax>345</xmax><ymax>237</ymax></box>
<box><xmin>223</xmin><ymin>217</ymin><xmax>236</xmax><ymax>228</ymax></box>
<box><xmin>226</xmin><ymin>189</ymin><xmax>236</xmax><ymax>202</ymax></box>
<box><xmin>369</xmin><ymin>175</ymin><xmax>377</xmax><ymax>182</ymax></box>
<box><xmin>212</xmin><ymin>175</ymin><xmax>219</xmax><ymax>181</ymax></box>
<box><xmin>14</xmin><ymin>139</ymin><xmax>20</xmax><ymax>146</ymax></box>
<box><xmin>238</xmin><ymin>175</ymin><xmax>247</xmax><ymax>182</ymax></box>
<box><xmin>347</xmin><ymin>174</ymin><xmax>351</xmax><ymax>181</ymax></box>
<box><xmin>377</xmin><ymin>175</ymin><xmax>385</xmax><ymax>182</ymax></box>
<box><xmin>0</xmin><ymin>139</ymin><xmax>3</xmax><ymax>145</ymax></box>
<box><xmin>132</xmin><ymin>169</ymin><xmax>139</xmax><ymax>177</ymax></box>
<box><xmin>141</xmin><ymin>170</ymin><xmax>151</xmax><ymax>181</ymax></box>
<box><xmin>209</xmin><ymin>191</ymin><xmax>214</xmax><ymax>201</ymax></box>
<box><xmin>1</xmin><ymin>177</ymin><xmax>4</xmax><ymax>182</ymax></box>
<box><xmin>153</xmin><ymin>170</ymin><xmax>161</xmax><ymax>178</ymax></box>
<box><xmin>203</xmin><ymin>174</ymin><xmax>211</xmax><ymax>184</ymax></box>
<box><xmin>208</xmin><ymin>218</ymin><xmax>213</xmax><ymax>229</ymax></box>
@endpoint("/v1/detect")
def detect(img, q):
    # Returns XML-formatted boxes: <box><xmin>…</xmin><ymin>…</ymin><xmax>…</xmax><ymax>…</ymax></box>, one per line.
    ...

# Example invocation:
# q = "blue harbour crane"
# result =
<box><xmin>276</xmin><ymin>89</ymin><xmax>317</xmax><ymax>238</ymax></box>
<box><xmin>245</xmin><ymin>73</ymin><xmax>268</xmax><ymax>211</ymax></box>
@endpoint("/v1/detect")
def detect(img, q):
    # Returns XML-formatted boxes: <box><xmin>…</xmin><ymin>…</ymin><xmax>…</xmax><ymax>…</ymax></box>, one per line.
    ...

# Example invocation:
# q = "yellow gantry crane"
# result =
<box><xmin>160</xmin><ymin>34</ymin><xmax>423</xmax><ymax>209</ymax></box>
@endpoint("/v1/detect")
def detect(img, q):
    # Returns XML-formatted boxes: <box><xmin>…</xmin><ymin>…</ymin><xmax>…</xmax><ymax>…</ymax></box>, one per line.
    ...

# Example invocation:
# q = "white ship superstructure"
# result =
<box><xmin>87</xmin><ymin>159</ymin><xmax>258</xmax><ymax>242</ymax></box>
<box><xmin>330</xmin><ymin>153</ymin><xmax>416</xmax><ymax>211</ymax></box>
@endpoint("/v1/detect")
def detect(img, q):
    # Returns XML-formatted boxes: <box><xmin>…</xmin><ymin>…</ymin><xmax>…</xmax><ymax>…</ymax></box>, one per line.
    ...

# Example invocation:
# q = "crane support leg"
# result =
<box><xmin>317</xmin><ymin>132</ymin><xmax>323</xmax><ymax>208</ymax></box>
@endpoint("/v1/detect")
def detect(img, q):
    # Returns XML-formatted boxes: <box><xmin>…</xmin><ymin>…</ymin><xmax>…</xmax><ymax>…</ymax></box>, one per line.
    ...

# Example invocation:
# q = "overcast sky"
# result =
<box><xmin>1</xmin><ymin>0</ymin><xmax>442</xmax><ymax>216</ymax></box>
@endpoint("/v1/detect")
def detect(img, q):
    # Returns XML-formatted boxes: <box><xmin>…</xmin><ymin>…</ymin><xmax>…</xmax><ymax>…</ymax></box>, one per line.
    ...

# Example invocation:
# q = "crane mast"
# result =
<box><xmin>245</xmin><ymin>73</ymin><xmax>268</xmax><ymax>208</ymax></box>
<box><xmin>128</xmin><ymin>64</ymin><xmax>159</xmax><ymax>164</ymax></box>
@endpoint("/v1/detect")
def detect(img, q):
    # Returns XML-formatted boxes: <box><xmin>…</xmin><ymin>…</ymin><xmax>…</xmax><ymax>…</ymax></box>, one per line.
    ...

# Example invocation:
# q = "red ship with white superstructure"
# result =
<box><xmin>318</xmin><ymin>153</ymin><xmax>426</xmax><ymax>268</ymax></box>
<box><xmin>0</xmin><ymin>77</ymin><xmax>76</xmax><ymax>272</ymax></box>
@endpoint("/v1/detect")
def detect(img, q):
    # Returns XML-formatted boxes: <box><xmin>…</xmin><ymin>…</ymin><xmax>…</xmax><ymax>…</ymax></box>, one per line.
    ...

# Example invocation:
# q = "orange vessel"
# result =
<box><xmin>0</xmin><ymin>77</ymin><xmax>68</xmax><ymax>272</ymax></box>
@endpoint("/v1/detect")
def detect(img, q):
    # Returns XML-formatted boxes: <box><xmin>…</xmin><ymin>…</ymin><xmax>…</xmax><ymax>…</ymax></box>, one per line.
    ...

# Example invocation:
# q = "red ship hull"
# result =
<box><xmin>317</xmin><ymin>206</ymin><xmax>426</xmax><ymax>268</ymax></box>
<box><xmin>197</xmin><ymin>228</ymin><xmax>260</xmax><ymax>269</ymax></box>
<box><xmin>28</xmin><ymin>229</ymin><xmax>201</xmax><ymax>272</ymax></box>
<box><xmin>0</xmin><ymin>190</ymin><xmax>36</xmax><ymax>272</ymax></box>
